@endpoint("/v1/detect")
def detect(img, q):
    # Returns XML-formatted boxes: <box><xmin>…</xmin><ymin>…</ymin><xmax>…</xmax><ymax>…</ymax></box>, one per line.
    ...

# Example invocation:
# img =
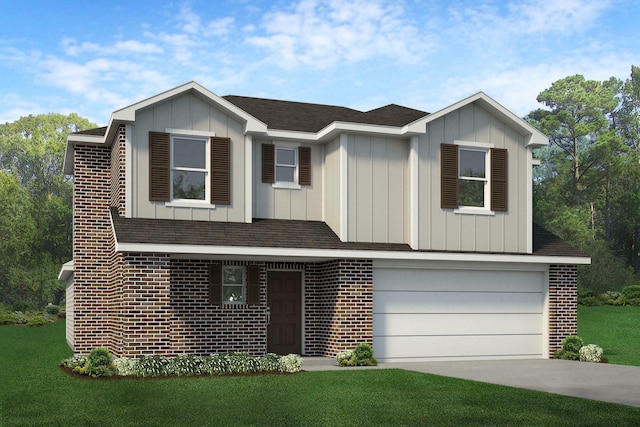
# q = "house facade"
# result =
<box><xmin>59</xmin><ymin>82</ymin><xmax>589</xmax><ymax>362</ymax></box>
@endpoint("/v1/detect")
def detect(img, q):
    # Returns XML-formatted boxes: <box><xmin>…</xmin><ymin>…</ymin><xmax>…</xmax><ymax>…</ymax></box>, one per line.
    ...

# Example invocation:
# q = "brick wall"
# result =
<box><xmin>110</xmin><ymin>125</ymin><xmax>126</xmax><ymax>216</ymax></box>
<box><xmin>305</xmin><ymin>259</ymin><xmax>373</xmax><ymax>356</ymax></box>
<box><xmin>548</xmin><ymin>264</ymin><xmax>578</xmax><ymax>356</ymax></box>
<box><xmin>72</xmin><ymin>143</ymin><xmax>115</xmax><ymax>354</ymax></box>
<box><xmin>169</xmin><ymin>259</ymin><xmax>268</xmax><ymax>356</ymax></box>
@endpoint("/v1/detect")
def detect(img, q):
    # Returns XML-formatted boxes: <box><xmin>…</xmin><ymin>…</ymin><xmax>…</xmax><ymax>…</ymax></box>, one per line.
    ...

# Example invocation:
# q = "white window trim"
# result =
<box><xmin>166</xmin><ymin>130</ymin><xmax>213</xmax><ymax>207</ymax></box>
<box><xmin>222</xmin><ymin>265</ymin><xmax>246</xmax><ymax>305</ymax></box>
<box><xmin>454</xmin><ymin>140</ymin><xmax>494</xmax><ymax>215</ymax></box>
<box><xmin>273</xmin><ymin>142</ymin><xmax>302</xmax><ymax>189</ymax></box>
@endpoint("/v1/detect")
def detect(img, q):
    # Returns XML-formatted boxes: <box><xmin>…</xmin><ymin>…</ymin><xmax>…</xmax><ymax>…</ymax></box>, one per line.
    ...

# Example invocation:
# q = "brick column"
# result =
<box><xmin>548</xmin><ymin>264</ymin><xmax>578</xmax><ymax>356</ymax></box>
<box><xmin>305</xmin><ymin>259</ymin><xmax>373</xmax><ymax>356</ymax></box>
<box><xmin>120</xmin><ymin>252</ymin><xmax>172</xmax><ymax>357</ymax></box>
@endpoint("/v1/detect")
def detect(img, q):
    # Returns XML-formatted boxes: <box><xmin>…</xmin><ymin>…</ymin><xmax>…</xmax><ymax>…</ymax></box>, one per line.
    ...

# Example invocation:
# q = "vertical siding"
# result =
<box><xmin>417</xmin><ymin>102</ymin><xmax>529</xmax><ymax>253</ymax></box>
<box><xmin>323</xmin><ymin>138</ymin><xmax>340</xmax><ymax>235</ymax></box>
<box><xmin>252</xmin><ymin>140</ymin><xmax>323</xmax><ymax>221</ymax></box>
<box><xmin>131</xmin><ymin>93</ymin><xmax>245</xmax><ymax>222</ymax></box>
<box><xmin>347</xmin><ymin>135</ymin><xmax>407</xmax><ymax>244</ymax></box>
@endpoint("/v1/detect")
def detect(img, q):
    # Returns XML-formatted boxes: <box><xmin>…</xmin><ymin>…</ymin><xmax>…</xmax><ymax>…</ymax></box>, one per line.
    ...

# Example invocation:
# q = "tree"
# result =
<box><xmin>0</xmin><ymin>113</ymin><xmax>96</xmax><ymax>308</ymax></box>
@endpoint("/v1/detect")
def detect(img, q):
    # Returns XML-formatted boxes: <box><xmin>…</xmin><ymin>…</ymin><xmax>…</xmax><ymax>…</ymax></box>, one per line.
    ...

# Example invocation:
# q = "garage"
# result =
<box><xmin>373</xmin><ymin>261</ymin><xmax>548</xmax><ymax>362</ymax></box>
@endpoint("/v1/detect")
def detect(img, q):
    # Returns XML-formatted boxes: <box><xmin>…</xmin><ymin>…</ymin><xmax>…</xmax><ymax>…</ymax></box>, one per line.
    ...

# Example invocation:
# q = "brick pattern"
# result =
<box><xmin>170</xmin><ymin>259</ymin><xmax>267</xmax><ymax>355</ymax></box>
<box><xmin>548</xmin><ymin>264</ymin><xmax>578</xmax><ymax>356</ymax></box>
<box><xmin>110</xmin><ymin>124</ymin><xmax>126</xmax><ymax>216</ymax></box>
<box><xmin>72</xmin><ymin>143</ymin><xmax>114</xmax><ymax>354</ymax></box>
<box><xmin>305</xmin><ymin>259</ymin><xmax>373</xmax><ymax>356</ymax></box>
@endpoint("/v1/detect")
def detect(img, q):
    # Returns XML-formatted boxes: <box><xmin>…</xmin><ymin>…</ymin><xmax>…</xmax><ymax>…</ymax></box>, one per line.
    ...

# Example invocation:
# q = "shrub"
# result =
<box><xmin>622</xmin><ymin>285</ymin><xmax>640</xmax><ymax>306</ymax></box>
<box><xmin>62</xmin><ymin>351</ymin><xmax>303</xmax><ymax>377</ymax></box>
<box><xmin>13</xmin><ymin>312</ymin><xmax>28</xmax><ymax>324</ymax></box>
<box><xmin>279</xmin><ymin>354</ymin><xmax>302</xmax><ymax>373</ymax></box>
<box><xmin>113</xmin><ymin>357</ymin><xmax>137</xmax><ymax>376</ymax></box>
<box><xmin>561</xmin><ymin>335</ymin><xmax>584</xmax><ymax>353</ymax></box>
<box><xmin>577</xmin><ymin>289</ymin><xmax>601</xmax><ymax>306</ymax></box>
<box><xmin>86</xmin><ymin>347</ymin><xmax>116</xmax><ymax>377</ymax></box>
<box><xmin>336</xmin><ymin>344</ymin><xmax>378</xmax><ymax>367</ymax></box>
<box><xmin>44</xmin><ymin>304</ymin><xmax>59</xmax><ymax>316</ymax></box>
<box><xmin>26</xmin><ymin>315</ymin><xmax>48</xmax><ymax>326</ymax></box>
<box><xmin>0</xmin><ymin>312</ymin><xmax>18</xmax><ymax>325</ymax></box>
<box><xmin>554</xmin><ymin>335</ymin><xmax>584</xmax><ymax>361</ymax></box>
<box><xmin>579</xmin><ymin>344</ymin><xmax>604</xmax><ymax>362</ymax></box>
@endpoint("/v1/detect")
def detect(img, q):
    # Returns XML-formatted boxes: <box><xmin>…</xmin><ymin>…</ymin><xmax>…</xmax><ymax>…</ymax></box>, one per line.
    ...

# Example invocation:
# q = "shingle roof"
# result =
<box><xmin>223</xmin><ymin>95</ymin><xmax>428</xmax><ymax>132</ymax></box>
<box><xmin>532</xmin><ymin>223</ymin><xmax>586</xmax><ymax>258</ymax></box>
<box><xmin>110</xmin><ymin>208</ymin><xmax>587</xmax><ymax>259</ymax></box>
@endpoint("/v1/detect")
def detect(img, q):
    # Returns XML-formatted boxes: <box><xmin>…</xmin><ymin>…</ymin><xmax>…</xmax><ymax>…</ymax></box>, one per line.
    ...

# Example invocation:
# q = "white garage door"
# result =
<box><xmin>373</xmin><ymin>265</ymin><xmax>546</xmax><ymax>362</ymax></box>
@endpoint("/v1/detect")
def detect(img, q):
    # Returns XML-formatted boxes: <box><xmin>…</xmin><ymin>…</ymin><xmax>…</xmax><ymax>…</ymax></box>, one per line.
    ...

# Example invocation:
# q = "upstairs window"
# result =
<box><xmin>148</xmin><ymin>131</ymin><xmax>230</xmax><ymax>205</ymax></box>
<box><xmin>458</xmin><ymin>148</ymin><xmax>488</xmax><ymax>208</ymax></box>
<box><xmin>275</xmin><ymin>147</ymin><xmax>297</xmax><ymax>183</ymax></box>
<box><xmin>441</xmin><ymin>143</ymin><xmax>507</xmax><ymax>213</ymax></box>
<box><xmin>171</xmin><ymin>136</ymin><xmax>208</xmax><ymax>201</ymax></box>
<box><xmin>262</xmin><ymin>143</ymin><xmax>311</xmax><ymax>187</ymax></box>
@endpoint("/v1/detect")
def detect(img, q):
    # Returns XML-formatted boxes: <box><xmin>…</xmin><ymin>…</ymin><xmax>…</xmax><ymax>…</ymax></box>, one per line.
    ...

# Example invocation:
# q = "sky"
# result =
<box><xmin>0</xmin><ymin>0</ymin><xmax>638</xmax><ymax>126</ymax></box>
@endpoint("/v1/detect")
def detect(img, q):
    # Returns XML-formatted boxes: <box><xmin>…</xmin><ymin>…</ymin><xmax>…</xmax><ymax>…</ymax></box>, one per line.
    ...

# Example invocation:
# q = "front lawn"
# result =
<box><xmin>578</xmin><ymin>305</ymin><xmax>640</xmax><ymax>366</ymax></box>
<box><xmin>1</xmin><ymin>322</ymin><xmax>640</xmax><ymax>426</ymax></box>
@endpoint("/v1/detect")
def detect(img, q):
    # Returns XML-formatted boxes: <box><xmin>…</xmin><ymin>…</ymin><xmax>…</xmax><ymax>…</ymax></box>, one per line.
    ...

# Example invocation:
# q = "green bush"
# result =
<box><xmin>86</xmin><ymin>347</ymin><xmax>116</xmax><ymax>377</ymax></box>
<box><xmin>0</xmin><ymin>312</ymin><xmax>18</xmax><ymax>325</ymax></box>
<box><xmin>577</xmin><ymin>289</ymin><xmax>601</xmax><ymax>306</ymax></box>
<box><xmin>279</xmin><ymin>354</ymin><xmax>302</xmax><ymax>373</ymax></box>
<box><xmin>561</xmin><ymin>335</ymin><xmax>584</xmax><ymax>353</ymax></box>
<box><xmin>26</xmin><ymin>315</ymin><xmax>48</xmax><ymax>326</ymax></box>
<box><xmin>63</xmin><ymin>351</ymin><xmax>302</xmax><ymax>377</ymax></box>
<box><xmin>622</xmin><ymin>285</ymin><xmax>640</xmax><ymax>306</ymax></box>
<box><xmin>554</xmin><ymin>349</ymin><xmax>580</xmax><ymax>360</ymax></box>
<box><xmin>44</xmin><ymin>304</ymin><xmax>59</xmax><ymax>316</ymax></box>
<box><xmin>337</xmin><ymin>343</ymin><xmax>378</xmax><ymax>367</ymax></box>
<box><xmin>579</xmin><ymin>344</ymin><xmax>604</xmax><ymax>362</ymax></box>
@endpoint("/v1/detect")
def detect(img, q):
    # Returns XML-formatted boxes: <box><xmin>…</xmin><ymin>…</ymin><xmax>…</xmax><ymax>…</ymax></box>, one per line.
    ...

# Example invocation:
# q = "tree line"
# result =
<box><xmin>0</xmin><ymin>114</ymin><xmax>95</xmax><ymax>309</ymax></box>
<box><xmin>1</xmin><ymin>68</ymin><xmax>639</xmax><ymax>309</ymax></box>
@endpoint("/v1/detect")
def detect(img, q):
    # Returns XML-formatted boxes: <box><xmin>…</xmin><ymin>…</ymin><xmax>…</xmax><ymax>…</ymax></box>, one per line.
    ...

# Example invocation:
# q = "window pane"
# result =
<box><xmin>276</xmin><ymin>148</ymin><xmax>296</xmax><ymax>166</ymax></box>
<box><xmin>223</xmin><ymin>268</ymin><xmax>243</xmax><ymax>285</ymax></box>
<box><xmin>174</xmin><ymin>138</ymin><xmax>206</xmax><ymax>169</ymax></box>
<box><xmin>460</xmin><ymin>150</ymin><xmax>485</xmax><ymax>178</ymax></box>
<box><xmin>276</xmin><ymin>165</ymin><xmax>295</xmax><ymax>182</ymax></box>
<box><xmin>459</xmin><ymin>179</ymin><xmax>485</xmax><ymax>207</ymax></box>
<box><xmin>173</xmin><ymin>170</ymin><xmax>206</xmax><ymax>200</ymax></box>
<box><xmin>223</xmin><ymin>285</ymin><xmax>244</xmax><ymax>302</ymax></box>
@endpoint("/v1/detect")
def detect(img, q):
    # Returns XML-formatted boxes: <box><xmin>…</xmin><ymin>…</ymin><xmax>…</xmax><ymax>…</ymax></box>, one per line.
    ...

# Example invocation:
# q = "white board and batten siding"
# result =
<box><xmin>372</xmin><ymin>260</ymin><xmax>548</xmax><ymax>362</ymax></box>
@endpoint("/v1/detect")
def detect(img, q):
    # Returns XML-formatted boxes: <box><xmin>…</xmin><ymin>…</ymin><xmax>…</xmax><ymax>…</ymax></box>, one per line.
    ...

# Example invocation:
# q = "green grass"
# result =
<box><xmin>2</xmin><ymin>322</ymin><xmax>640</xmax><ymax>426</ymax></box>
<box><xmin>578</xmin><ymin>305</ymin><xmax>640</xmax><ymax>366</ymax></box>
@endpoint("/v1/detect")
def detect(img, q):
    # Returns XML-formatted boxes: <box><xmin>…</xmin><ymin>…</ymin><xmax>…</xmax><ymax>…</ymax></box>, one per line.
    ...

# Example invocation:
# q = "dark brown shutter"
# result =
<box><xmin>247</xmin><ymin>265</ymin><xmax>260</xmax><ymax>305</ymax></box>
<box><xmin>211</xmin><ymin>137</ymin><xmax>231</xmax><ymax>205</ymax></box>
<box><xmin>262</xmin><ymin>144</ymin><xmax>274</xmax><ymax>183</ymax></box>
<box><xmin>208</xmin><ymin>263</ymin><xmax>222</xmax><ymax>306</ymax></box>
<box><xmin>298</xmin><ymin>146</ymin><xmax>311</xmax><ymax>186</ymax></box>
<box><xmin>491</xmin><ymin>148</ymin><xmax>508</xmax><ymax>212</ymax></box>
<box><xmin>441</xmin><ymin>144</ymin><xmax>459</xmax><ymax>209</ymax></box>
<box><xmin>149</xmin><ymin>131</ymin><xmax>170</xmax><ymax>201</ymax></box>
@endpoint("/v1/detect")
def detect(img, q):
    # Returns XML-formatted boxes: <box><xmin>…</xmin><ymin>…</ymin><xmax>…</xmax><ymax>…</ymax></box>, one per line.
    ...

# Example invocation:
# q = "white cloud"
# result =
<box><xmin>247</xmin><ymin>0</ymin><xmax>429</xmax><ymax>69</ymax></box>
<box><xmin>511</xmin><ymin>0</ymin><xmax>612</xmax><ymax>35</ymax></box>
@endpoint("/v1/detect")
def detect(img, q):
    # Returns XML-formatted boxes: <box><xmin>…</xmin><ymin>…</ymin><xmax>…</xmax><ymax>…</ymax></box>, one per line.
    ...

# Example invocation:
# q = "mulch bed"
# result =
<box><xmin>59</xmin><ymin>365</ymin><xmax>298</xmax><ymax>380</ymax></box>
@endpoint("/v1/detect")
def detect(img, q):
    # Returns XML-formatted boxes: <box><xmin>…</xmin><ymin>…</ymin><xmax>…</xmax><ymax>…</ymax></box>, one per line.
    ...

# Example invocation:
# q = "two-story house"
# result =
<box><xmin>58</xmin><ymin>81</ymin><xmax>588</xmax><ymax>362</ymax></box>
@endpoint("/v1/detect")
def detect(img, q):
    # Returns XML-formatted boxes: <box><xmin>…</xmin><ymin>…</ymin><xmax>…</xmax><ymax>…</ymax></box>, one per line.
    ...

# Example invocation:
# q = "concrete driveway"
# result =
<box><xmin>303</xmin><ymin>358</ymin><xmax>640</xmax><ymax>407</ymax></box>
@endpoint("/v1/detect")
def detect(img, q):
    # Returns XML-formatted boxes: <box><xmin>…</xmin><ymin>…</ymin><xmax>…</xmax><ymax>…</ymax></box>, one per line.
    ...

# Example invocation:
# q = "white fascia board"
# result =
<box><xmin>114</xmin><ymin>241</ymin><xmax>590</xmax><ymax>265</ymax></box>
<box><xmin>58</xmin><ymin>260</ymin><xmax>74</xmax><ymax>281</ymax></box>
<box><xmin>63</xmin><ymin>133</ymin><xmax>107</xmax><ymax>175</ymax></box>
<box><xmin>111</xmin><ymin>81</ymin><xmax>268</xmax><ymax>133</ymax></box>
<box><xmin>410</xmin><ymin>92</ymin><xmax>548</xmax><ymax>147</ymax></box>
<box><xmin>260</xmin><ymin>122</ymin><xmax>420</xmax><ymax>143</ymax></box>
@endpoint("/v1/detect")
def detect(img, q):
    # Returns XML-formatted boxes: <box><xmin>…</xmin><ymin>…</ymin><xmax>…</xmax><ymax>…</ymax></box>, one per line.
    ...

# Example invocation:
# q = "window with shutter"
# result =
<box><xmin>264</xmin><ymin>143</ymin><xmax>312</xmax><ymax>188</ymax></box>
<box><xmin>441</xmin><ymin>142</ymin><xmax>508</xmax><ymax>213</ymax></box>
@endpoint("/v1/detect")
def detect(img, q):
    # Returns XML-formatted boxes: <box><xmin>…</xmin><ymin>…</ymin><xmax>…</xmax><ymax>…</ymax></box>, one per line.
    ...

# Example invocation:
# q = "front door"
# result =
<box><xmin>267</xmin><ymin>271</ymin><xmax>302</xmax><ymax>354</ymax></box>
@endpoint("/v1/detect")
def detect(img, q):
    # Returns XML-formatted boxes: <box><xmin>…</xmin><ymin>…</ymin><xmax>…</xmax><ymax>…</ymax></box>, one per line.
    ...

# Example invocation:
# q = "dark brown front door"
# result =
<box><xmin>267</xmin><ymin>271</ymin><xmax>302</xmax><ymax>355</ymax></box>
